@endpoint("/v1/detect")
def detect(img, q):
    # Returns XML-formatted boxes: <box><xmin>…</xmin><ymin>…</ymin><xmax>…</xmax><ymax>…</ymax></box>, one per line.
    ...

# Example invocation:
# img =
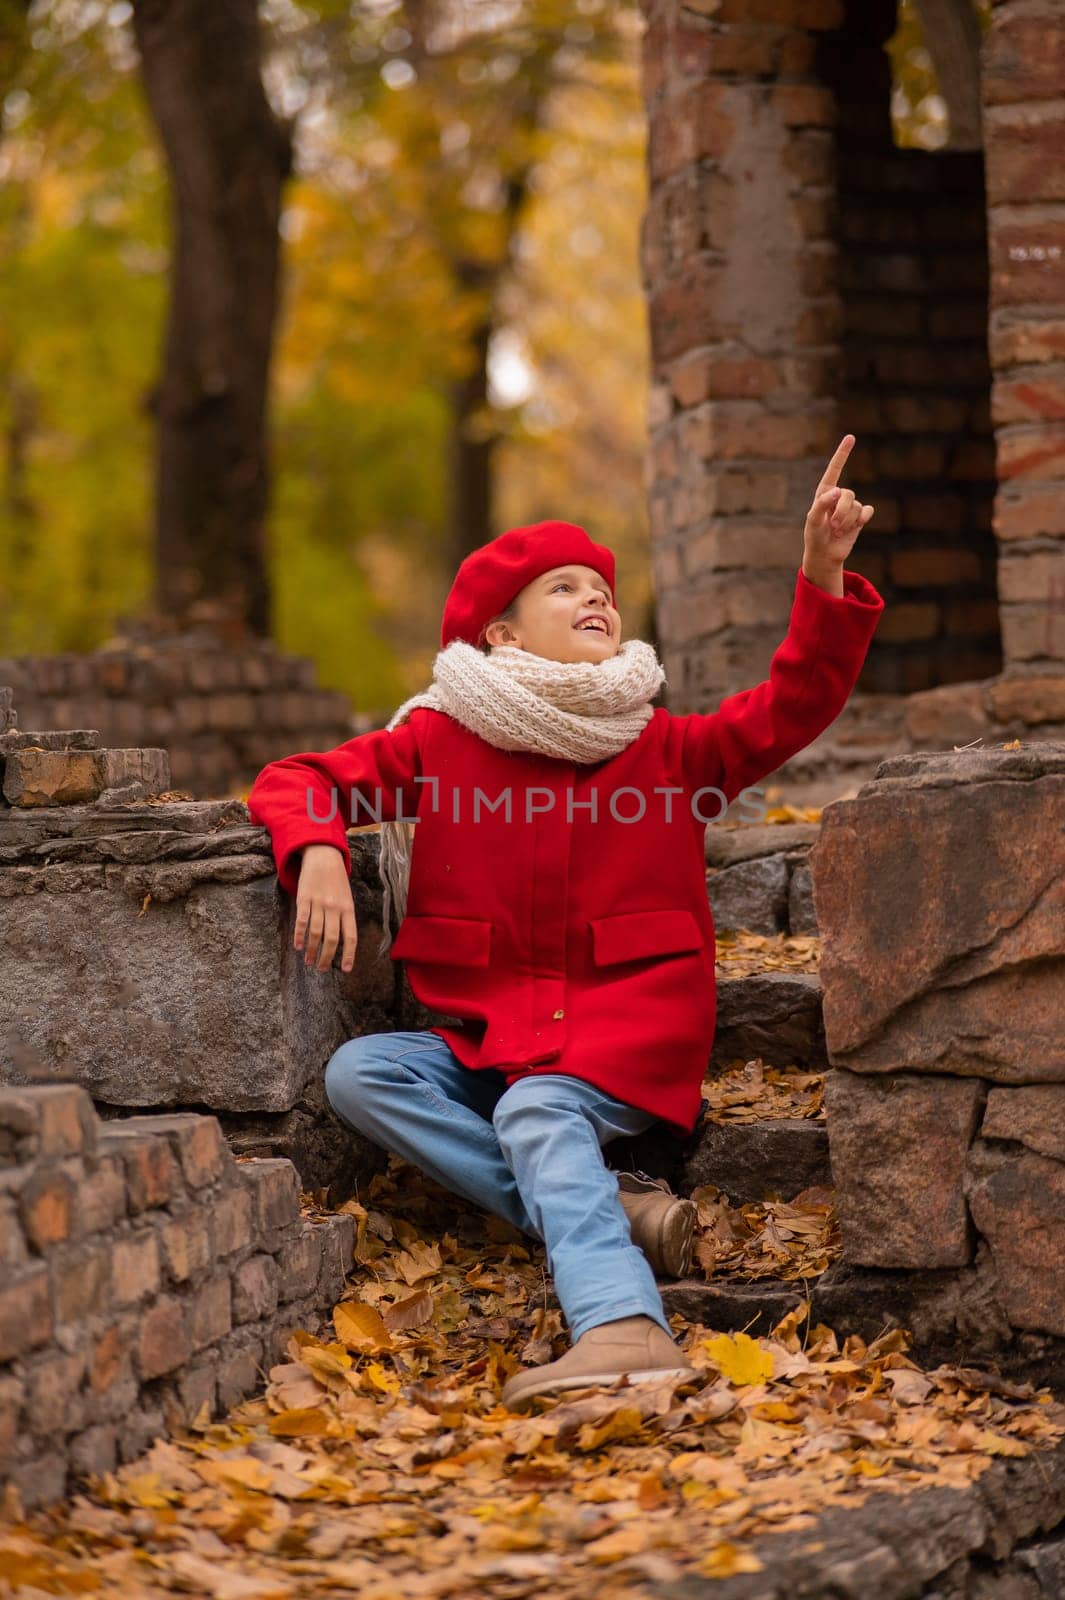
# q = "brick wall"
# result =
<box><xmin>0</xmin><ymin>1085</ymin><xmax>354</xmax><ymax>1511</ymax></box>
<box><xmin>640</xmin><ymin>0</ymin><xmax>1003</xmax><ymax>714</ymax></box>
<box><xmin>0</xmin><ymin>636</ymin><xmax>372</xmax><ymax>801</ymax></box>
<box><xmin>984</xmin><ymin>0</ymin><xmax>1065</xmax><ymax>669</ymax></box>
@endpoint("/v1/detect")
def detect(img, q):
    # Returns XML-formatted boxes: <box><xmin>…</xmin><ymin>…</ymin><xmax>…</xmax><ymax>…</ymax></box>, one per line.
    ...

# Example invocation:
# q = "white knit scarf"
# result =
<box><xmin>373</xmin><ymin>637</ymin><xmax>666</xmax><ymax>958</ymax></box>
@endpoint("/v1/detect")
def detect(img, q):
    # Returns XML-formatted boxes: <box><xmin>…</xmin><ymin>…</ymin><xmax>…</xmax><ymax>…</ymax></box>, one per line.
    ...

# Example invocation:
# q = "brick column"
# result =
<box><xmin>984</xmin><ymin>0</ymin><xmax>1065</xmax><ymax>669</ymax></box>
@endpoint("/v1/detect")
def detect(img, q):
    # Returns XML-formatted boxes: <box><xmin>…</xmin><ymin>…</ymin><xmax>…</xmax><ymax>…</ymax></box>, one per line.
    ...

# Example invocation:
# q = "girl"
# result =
<box><xmin>247</xmin><ymin>433</ymin><xmax>883</xmax><ymax>1411</ymax></box>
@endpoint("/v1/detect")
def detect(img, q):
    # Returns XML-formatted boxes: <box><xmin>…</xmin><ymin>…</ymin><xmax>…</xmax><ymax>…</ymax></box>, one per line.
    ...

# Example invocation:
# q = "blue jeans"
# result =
<box><xmin>323</xmin><ymin>1029</ymin><xmax>673</xmax><ymax>1343</ymax></box>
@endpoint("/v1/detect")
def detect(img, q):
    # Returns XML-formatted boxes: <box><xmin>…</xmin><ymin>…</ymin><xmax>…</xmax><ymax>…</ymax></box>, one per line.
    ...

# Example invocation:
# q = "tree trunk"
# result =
<box><xmin>913</xmin><ymin>0</ymin><xmax>984</xmax><ymax>151</ymax></box>
<box><xmin>131</xmin><ymin>0</ymin><xmax>293</xmax><ymax>639</ymax></box>
<box><xmin>446</xmin><ymin>298</ymin><xmax>495</xmax><ymax>568</ymax></box>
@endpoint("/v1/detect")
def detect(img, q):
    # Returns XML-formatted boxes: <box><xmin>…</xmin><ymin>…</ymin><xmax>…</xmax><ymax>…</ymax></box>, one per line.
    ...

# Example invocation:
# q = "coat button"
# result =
<box><xmin>552</xmin><ymin>1009</ymin><xmax>565</xmax><ymax>1020</ymax></box>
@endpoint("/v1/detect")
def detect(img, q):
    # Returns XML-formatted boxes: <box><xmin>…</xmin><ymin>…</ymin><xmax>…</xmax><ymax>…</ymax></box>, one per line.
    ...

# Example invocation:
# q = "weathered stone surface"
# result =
<box><xmin>982</xmin><ymin>1084</ymin><xmax>1065</xmax><ymax>1162</ymax></box>
<box><xmin>826</xmin><ymin>1070</ymin><xmax>984</xmax><ymax>1269</ymax></box>
<box><xmin>787</xmin><ymin>857</ymin><xmax>819</xmax><ymax>934</ymax></box>
<box><xmin>967</xmin><ymin>1141</ymin><xmax>1065</xmax><ymax>1337</ymax></box>
<box><xmin>813</xmin><ymin>746</ymin><xmax>1065</xmax><ymax>1079</ymax></box>
<box><xmin>680</xmin><ymin>1115</ymin><xmax>830</xmax><ymax>1203</ymax></box>
<box><xmin>2</xmin><ymin>750</ymin><xmax>103</xmax><ymax>806</ymax></box>
<box><xmin>0</xmin><ymin>826</ymin><xmax>397</xmax><ymax>1124</ymax></box>
<box><xmin>712</xmin><ymin>972</ymin><xmax>826</xmax><ymax>1070</ymax></box>
<box><xmin>705</xmin><ymin>820</ymin><xmax>820</xmax><ymax>868</ymax></box>
<box><xmin>706</xmin><ymin>852</ymin><xmax>789</xmax><ymax>935</ymax></box>
<box><xmin>0</xmin><ymin>729</ymin><xmax>100</xmax><ymax>753</ymax></box>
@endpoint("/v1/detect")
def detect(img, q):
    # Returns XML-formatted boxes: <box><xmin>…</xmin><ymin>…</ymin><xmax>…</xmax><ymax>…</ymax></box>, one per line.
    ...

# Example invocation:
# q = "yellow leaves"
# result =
<box><xmin>704</xmin><ymin>1331</ymin><xmax>775</xmax><ymax>1388</ymax></box>
<box><xmin>696</xmin><ymin>1541</ymin><xmax>765</xmax><ymax>1579</ymax></box>
<box><xmin>364</xmin><ymin>1362</ymin><xmax>403</xmax><ymax>1396</ymax></box>
<box><xmin>976</xmin><ymin>1429</ymin><xmax>1029</xmax><ymax>1457</ymax></box>
<box><xmin>195</xmin><ymin>1456</ymin><xmax>276</xmax><ymax>1494</ymax></box>
<box><xmin>393</xmin><ymin>1238</ymin><xmax>443</xmax><ymax>1284</ymax></box>
<box><xmin>333</xmin><ymin>1300</ymin><xmax>394</xmax><ymax>1353</ymax></box>
<box><xmin>576</xmin><ymin>1405</ymin><xmax>646</xmax><ymax>1452</ymax></box>
<box><xmin>267</xmin><ymin>1408</ymin><xmax>336</xmax><ymax>1439</ymax></box>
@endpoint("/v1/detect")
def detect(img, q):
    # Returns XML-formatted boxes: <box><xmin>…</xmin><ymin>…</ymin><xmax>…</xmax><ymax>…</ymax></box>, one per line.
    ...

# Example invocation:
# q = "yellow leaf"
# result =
<box><xmin>850</xmin><ymin>1457</ymin><xmax>891</xmax><ymax>1477</ymax></box>
<box><xmin>576</xmin><ymin>1405</ymin><xmax>646</xmax><ymax>1451</ymax></box>
<box><xmin>267</xmin><ymin>1407</ymin><xmax>335</xmax><ymax>1438</ymax></box>
<box><xmin>195</xmin><ymin>1456</ymin><xmax>275</xmax><ymax>1493</ymax></box>
<box><xmin>977</xmin><ymin>1430</ymin><xmax>1029</xmax><ymax>1457</ymax></box>
<box><xmin>703</xmin><ymin>1332</ymin><xmax>775</xmax><ymax>1387</ymax></box>
<box><xmin>697</xmin><ymin>1542</ymin><xmax>764</xmax><ymax>1578</ymax></box>
<box><xmin>334</xmin><ymin>1300</ymin><xmax>394</xmax><ymax>1352</ymax></box>
<box><xmin>365</xmin><ymin>1361</ymin><xmax>402</xmax><ymax>1394</ymax></box>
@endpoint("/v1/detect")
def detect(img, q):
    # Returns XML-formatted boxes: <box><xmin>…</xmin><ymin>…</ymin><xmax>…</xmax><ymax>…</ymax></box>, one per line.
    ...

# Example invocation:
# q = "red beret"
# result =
<box><xmin>440</xmin><ymin>520</ymin><xmax>617</xmax><ymax>649</ymax></box>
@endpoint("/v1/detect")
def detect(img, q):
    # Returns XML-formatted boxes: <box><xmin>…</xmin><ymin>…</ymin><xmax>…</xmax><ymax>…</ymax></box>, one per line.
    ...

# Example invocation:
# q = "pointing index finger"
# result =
<box><xmin>817</xmin><ymin>434</ymin><xmax>856</xmax><ymax>494</ymax></box>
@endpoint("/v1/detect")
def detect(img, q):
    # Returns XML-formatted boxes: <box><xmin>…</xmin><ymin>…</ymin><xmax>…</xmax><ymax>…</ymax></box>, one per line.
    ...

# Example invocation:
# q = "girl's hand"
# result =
<box><xmin>803</xmin><ymin>434</ymin><xmax>875</xmax><ymax>571</ymax></box>
<box><xmin>295</xmin><ymin>844</ymin><xmax>358</xmax><ymax>974</ymax></box>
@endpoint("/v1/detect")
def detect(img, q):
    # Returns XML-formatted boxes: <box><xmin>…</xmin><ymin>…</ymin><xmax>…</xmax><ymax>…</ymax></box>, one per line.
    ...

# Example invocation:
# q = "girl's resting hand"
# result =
<box><xmin>295</xmin><ymin>844</ymin><xmax>358</xmax><ymax>974</ymax></box>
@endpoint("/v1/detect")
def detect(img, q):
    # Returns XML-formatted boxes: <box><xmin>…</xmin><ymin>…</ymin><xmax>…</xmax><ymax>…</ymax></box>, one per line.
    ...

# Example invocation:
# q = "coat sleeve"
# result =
<box><xmin>674</xmin><ymin>564</ymin><xmax>885</xmax><ymax>805</ymax></box>
<box><xmin>245</xmin><ymin>714</ymin><xmax>424</xmax><ymax>897</ymax></box>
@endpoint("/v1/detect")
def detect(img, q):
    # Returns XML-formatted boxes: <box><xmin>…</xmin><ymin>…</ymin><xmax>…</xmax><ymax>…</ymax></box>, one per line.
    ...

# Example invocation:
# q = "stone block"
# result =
<box><xmin>159</xmin><ymin>1207</ymin><xmax>211</xmax><ymax>1283</ymax></box>
<box><xmin>241</xmin><ymin>1159</ymin><xmax>301</xmax><ymax>1248</ymax></box>
<box><xmin>111</xmin><ymin>1230</ymin><xmax>161</xmax><ymax>1306</ymax></box>
<box><xmin>826</xmin><ymin>1070</ymin><xmax>984</xmax><ymax>1269</ymax></box>
<box><xmin>276</xmin><ymin>1228</ymin><xmax>323</xmax><ymax>1303</ymax></box>
<box><xmin>787</xmin><ymin>858</ymin><xmax>818</xmax><ymax>934</ymax></box>
<box><xmin>712</xmin><ymin>972</ymin><xmax>825</xmax><ymax>1071</ymax></box>
<box><xmin>137</xmin><ymin>1298</ymin><xmax>191</xmax><ymax>1380</ymax></box>
<box><xmin>0</xmin><ymin>1373</ymin><xmax>23</xmax><ymax>1471</ymax></box>
<box><xmin>69</xmin><ymin>1424</ymin><xmax>118</xmax><ymax>1480</ymax></box>
<box><xmin>967</xmin><ymin>1142</ymin><xmax>1065</xmax><ymax>1336</ymax></box>
<box><xmin>232</xmin><ymin>1254</ymin><xmax>279</xmax><ymax>1323</ymax></box>
<box><xmin>317</xmin><ymin>1215</ymin><xmax>355</xmax><ymax>1304</ymax></box>
<box><xmin>2</xmin><ymin>749</ymin><xmax>103</xmax><ymax>806</ymax></box>
<box><xmin>0</xmin><ymin>1265</ymin><xmax>52</xmax><ymax>1361</ymax></box>
<box><xmin>982</xmin><ymin>1084</ymin><xmax>1065</xmax><ymax>1162</ymax></box>
<box><xmin>0</xmin><ymin>871</ymin><xmax>344</xmax><ymax>1114</ymax></box>
<box><xmin>98</xmin><ymin>1129</ymin><xmax>180</xmax><ymax>1213</ymax></box>
<box><xmin>0</xmin><ymin>1194</ymin><xmax>28</xmax><ymax>1271</ymax></box>
<box><xmin>18</xmin><ymin>1166</ymin><xmax>77</xmax><ymax>1252</ymax></box>
<box><xmin>51</xmin><ymin>1241</ymin><xmax>111</xmax><ymax>1324</ymax></box>
<box><xmin>0</xmin><ymin>1084</ymin><xmax>95</xmax><ymax>1167</ymax></box>
<box><xmin>26</xmin><ymin>1348</ymin><xmax>87</xmax><ymax>1438</ymax></box>
<box><xmin>186</xmin><ymin>1275</ymin><xmax>232</xmax><ymax>1352</ymax></box>
<box><xmin>706</xmin><ymin>852</ymin><xmax>789</xmax><ymax>935</ymax></box>
<box><xmin>216</xmin><ymin>1341</ymin><xmax>263</xmax><ymax>1412</ymax></box>
<box><xmin>116</xmin><ymin>1114</ymin><xmax>235</xmax><ymax>1188</ymax></box>
<box><xmin>95</xmin><ymin>748</ymin><xmax>170</xmax><ymax>800</ymax></box>
<box><xmin>209</xmin><ymin>1184</ymin><xmax>255</xmax><ymax>1259</ymax></box>
<box><xmin>813</xmin><ymin>746</ymin><xmax>1065</xmax><ymax>1079</ymax></box>
<box><xmin>75</xmin><ymin>1156</ymin><xmax>128</xmax><ymax>1233</ymax></box>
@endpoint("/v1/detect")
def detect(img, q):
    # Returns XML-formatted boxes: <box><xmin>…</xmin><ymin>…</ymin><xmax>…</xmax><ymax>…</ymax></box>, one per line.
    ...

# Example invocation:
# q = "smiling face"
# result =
<box><xmin>481</xmin><ymin>563</ymin><xmax>621</xmax><ymax>663</ymax></box>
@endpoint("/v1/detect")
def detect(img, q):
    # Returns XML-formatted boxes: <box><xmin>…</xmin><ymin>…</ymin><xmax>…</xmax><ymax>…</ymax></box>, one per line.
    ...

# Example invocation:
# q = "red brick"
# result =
<box><xmin>160</xmin><ymin>1207</ymin><xmax>211</xmax><ymax>1283</ymax></box>
<box><xmin>276</xmin><ymin>1229</ymin><xmax>323</xmax><ymax>1303</ymax></box>
<box><xmin>111</xmin><ymin>1230</ymin><xmax>161</xmax><ymax>1306</ymax></box>
<box><xmin>100</xmin><ymin>1128</ymin><xmax>180</xmax><ymax>1213</ymax></box>
<box><xmin>210</xmin><ymin>1184</ymin><xmax>255</xmax><ymax>1258</ymax></box>
<box><xmin>18</xmin><ymin>1167</ymin><xmax>76</xmax><ymax>1252</ymax></box>
<box><xmin>770</xmin><ymin>84</ymin><xmax>836</xmax><ymax>127</ymax></box>
<box><xmin>75</xmin><ymin>1156</ymin><xmax>127</xmax><ymax>1233</ymax></box>
<box><xmin>989</xmin><ymin>676</ymin><xmax>1065</xmax><ymax>725</ymax></box>
<box><xmin>992</xmin><ymin>371</ymin><xmax>1065</xmax><ymax>425</ymax></box>
<box><xmin>26</xmin><ymin>1349</ymin><xmax>87</xmax><ymax>1437</ymax></box>
<box><xmin>137</xmin><ymin>1298</ymin><xmax>190</xmax><ymax>1380</ymax></box>
<box><xmin>121</xmin><ymin>1114</ymin><xmax>233</xmax><ymax>1188</ymax></box>
<box><xmin>984</xmin><ymin>10</ymin><xmax>1065</xmax><ymax>105</ymax></box>
<box><xmin>0</xmin><ymin>1266</ymin><xmax>52</xmax><ymax>1361</ymax></box>
<box><xmin>889</xmin><ymin>549</ymin><xmax>984</xmax><ymax>587</ymax></box>
<box><xmin>0</xmin><ymin>1194</ymin><xmax>28</xmax><ymax>1271</ymax></box>
<box><xmin>187</xmin><ymin>1275</ymin><xmax>232</xmax><ymax>1352</ymax></box>
<box><xmin>990</xmin><ymin>218</ymin><xmax>1065</xmax><ymax>307</ymax></box>
<box><xmin>998</xmin><ymin>424</ymin><xmax>1065</xmax><ymax>482</ymax></box>
<box><xmin>877</xmin><ymin>601</ymin><xmax>942</xmax><ymax>644</ymax></box>
<box><xmin>36</xmin><ymin>1086</ymin><xmax>96</xmax><ymax>1160</ymax></box>
<box><xmin>51</xmin><ymin>1242</ymin><xmax>111</xmax><ymax>1324</ymax></box>
<box><xmin>649</xmin><ymin>261</ymin><xmax>725</xmax><ymax>367</ymax></box>
<box><xmin>1001</xmin><ymin>602</ymin><xmax>1065</xmax><ymax>661</ymax></box>
<box><xmin>88</xmin><ymin>1324</ymin><xmax>127</xmax><ymax>1398</ymax></box>
<box><xmin>241</xmin><ymin>1160</ymin><xmax>300</xmax><ymax>1243</ymax></box>
<box><xmin>986</xmin><ymin>113</ymin><xmax>1065</xmax><ymax>207</ymax></box>
<box><xmin>991</xmin><ymin>483</ymin><xmax>1065</xmax><ymax>540</ymax></box>
<box><xmin>233</xmin><ymin>1254</ymin><xmax>280</xmax><ymax>1324</ymax></box>
<box><xmin>990</xmin><ymin>315</ymin><xmax>1065</xmax><ymax>368</ymax></box>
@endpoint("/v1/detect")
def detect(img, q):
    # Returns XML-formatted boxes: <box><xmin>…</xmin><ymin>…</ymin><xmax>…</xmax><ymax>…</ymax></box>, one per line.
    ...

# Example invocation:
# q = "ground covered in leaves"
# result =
<box><xmin>2</xmin><ymin>1159</ymin><xmax>1063</xmax><ymax>1599</ymax></box>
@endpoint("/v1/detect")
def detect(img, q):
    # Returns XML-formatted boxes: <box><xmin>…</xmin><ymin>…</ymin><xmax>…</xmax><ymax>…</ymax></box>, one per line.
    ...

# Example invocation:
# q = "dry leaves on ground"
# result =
<box><xmin>713</xmin><ymin>929</ymin><xmax>822</xmax><ymax>978</ymax></box>
<box><xmin>691</xmin><ymin>1184</ymin><xmax>840</xmax><ymax>1283</ymax></box>
<box><xmin>2</xmin><ymin>1160</ymin><xmax>1061</xmax><ymax>1599</ymax></box>
<box><xmin>701</xmin><ymin>1059</ymin><xmax>825</xmax><ymax>1124</ymax></box>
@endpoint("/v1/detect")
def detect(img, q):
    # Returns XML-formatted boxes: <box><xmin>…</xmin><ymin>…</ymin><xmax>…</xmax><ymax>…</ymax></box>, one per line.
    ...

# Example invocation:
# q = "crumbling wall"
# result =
<box><xmin>0</xmin><ymin>1084</ymin><xmax>354</xmax><ymax>1511</ymax></box>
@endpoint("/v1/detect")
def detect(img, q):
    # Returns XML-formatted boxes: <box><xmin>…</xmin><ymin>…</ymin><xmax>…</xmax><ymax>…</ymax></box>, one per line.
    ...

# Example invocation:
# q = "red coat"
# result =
<box><xmin>247</xmin><ymin>564</ymin><xmax>884</xmax><ymax>1135</ymax></box>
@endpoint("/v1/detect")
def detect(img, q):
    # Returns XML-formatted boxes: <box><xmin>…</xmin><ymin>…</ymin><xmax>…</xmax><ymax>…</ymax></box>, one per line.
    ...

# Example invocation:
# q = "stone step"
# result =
<box><xmin>712</xmin><ymin>971</ymin><xmax>826</xmax><ymax>1072</ymax></box>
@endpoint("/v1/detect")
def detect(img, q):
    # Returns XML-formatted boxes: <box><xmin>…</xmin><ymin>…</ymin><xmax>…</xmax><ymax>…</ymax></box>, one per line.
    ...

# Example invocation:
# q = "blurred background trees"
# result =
<box><xmin>0</xmin><ymin>0</ymin><xmax>979</xmax><ymax>716</ymax></box>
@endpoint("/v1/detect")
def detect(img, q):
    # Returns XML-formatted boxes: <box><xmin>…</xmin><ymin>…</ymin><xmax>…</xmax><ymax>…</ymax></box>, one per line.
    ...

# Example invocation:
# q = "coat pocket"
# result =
<box><xmin>589</xmin><ymin>908</ymin><xmax>704</xmax><ymax>967</ymax></box>
<box><xmin>389</xmin><ymin>913</ymin><xmax>493</xmax><ymax>968</ymax></box>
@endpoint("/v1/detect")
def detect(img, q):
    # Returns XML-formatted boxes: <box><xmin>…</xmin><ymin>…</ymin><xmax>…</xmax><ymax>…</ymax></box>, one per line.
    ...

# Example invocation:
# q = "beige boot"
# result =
<box><xmin>616</xmin><ymin>1171</ymin><xmax>697</xmax><ymax>1279</ymax></box>
<box><xmin>501</xmin><ymin>1314</ymin><xmax>698</xmax><ymax>1411</ymax></box>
